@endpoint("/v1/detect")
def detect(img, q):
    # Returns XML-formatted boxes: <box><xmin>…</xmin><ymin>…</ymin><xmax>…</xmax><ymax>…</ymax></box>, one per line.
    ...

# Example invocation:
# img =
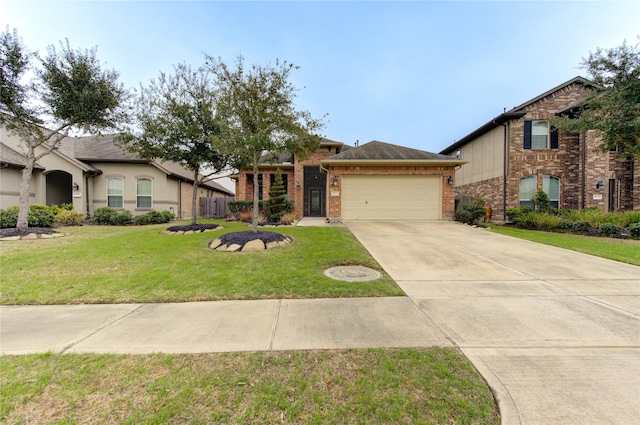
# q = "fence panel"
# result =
<box><xmin>200</xmin><ymin>196</ymin><xmax>235</xmax><ymax>218</ymax></box>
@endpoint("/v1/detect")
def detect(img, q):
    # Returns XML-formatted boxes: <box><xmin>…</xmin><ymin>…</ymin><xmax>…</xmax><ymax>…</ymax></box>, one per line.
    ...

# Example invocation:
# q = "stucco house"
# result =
<box><xmin>0</xmin><ymin>125</ymin><xmax>234</xmax><ymax>219</ymax></box>
<box><xmin>439</xmin><ymin>76</ymin><xmax>639</xmax><ymax>220</ymax></box>
<box><xmin>233</xmin><ymin>139</ymin><xmax>465</xmax><ymax>221</ymax></box>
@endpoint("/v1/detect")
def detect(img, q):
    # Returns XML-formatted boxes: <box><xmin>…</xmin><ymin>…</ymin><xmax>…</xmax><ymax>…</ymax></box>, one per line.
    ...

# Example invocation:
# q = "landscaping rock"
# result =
<box><xmin>226</xmin><ymin>244</ymin><xmax>242</xmax><ymax>252</ymax></box>
<box><xmin>209</xmin><ymin>238</ymin><xmax>222</xmax><ymax>249</ymax></box>
<box><xmin>242</xmin><ymin>239</ymin><xmax>265</xmax><ymax>251</ymax></box>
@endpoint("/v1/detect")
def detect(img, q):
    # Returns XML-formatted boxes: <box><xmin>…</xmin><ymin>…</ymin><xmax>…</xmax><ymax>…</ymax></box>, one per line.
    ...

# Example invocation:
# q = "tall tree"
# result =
<box><xmin>0</xmin><ymin>28</ymin><xmax>127</xmax><ymax>230</ymax></box>
<box><xmin>117</xmin><ymin>63</ymin><xmax>232</xmax><ymax>225</ymax></box>
<box><xmin>553</xmin><ymin>39</ymin><xmax>640</xmax><ymax>158</ymax></box>
<box><xmin>208</xmin><ymin>55</ymin><xmax>325</xmax><ymax>232</ymax></box>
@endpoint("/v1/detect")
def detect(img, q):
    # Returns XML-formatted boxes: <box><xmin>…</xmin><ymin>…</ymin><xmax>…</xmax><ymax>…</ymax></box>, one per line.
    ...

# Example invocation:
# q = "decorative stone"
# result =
<box><xmin>0</xmin><ymin>236</ymin><xmax>21</xmax><ymax>241</ymax></box>
<box><xmin>184</xmin><ymin>230</ymin><xmax>194</xmax><ymax>235</ymax></box>
<box><xmin>215</xmin><ymin>244</ymin><xmax>228</xmax><ymax>251</ymax></box>
<box><xmin>242</xmin><ymin>239</ymin><xmax>265</xmax><ymax>251</ymax></box>
<box><xmin>266</xmin><ymin>241</ymin><xmax>281</xmax><ymax>249</ymax></box>
<box><xmin>209</xmin><ymin>238</ymin><xmax>222</xmax><ymax>249</ymax></box>
<box><xmin>22</xmin><ymin>233</ymin><xmax>38</xmax><ymax>240</ymax></box>
<box><xmin>39</xmin><ymin>234</ymin><xmax>54</xmax><ymax>239</ymax></box>
<box><xmin>226</xmin><ymin>244</ymin><xmax>242</xmax><ymax>252</ymax></box>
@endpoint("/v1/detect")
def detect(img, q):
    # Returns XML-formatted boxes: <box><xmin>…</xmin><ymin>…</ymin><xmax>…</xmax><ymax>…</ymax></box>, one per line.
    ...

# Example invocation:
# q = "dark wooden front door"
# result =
<box><xmin>304</xmin><ymin>166</ymin><xmax>326</xmax><ymax>217</ymax></box>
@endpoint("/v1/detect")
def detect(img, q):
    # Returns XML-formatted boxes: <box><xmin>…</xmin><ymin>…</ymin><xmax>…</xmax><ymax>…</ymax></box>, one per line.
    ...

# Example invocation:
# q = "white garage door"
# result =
<box><xmin>341</xmin><ymin>175</ymin><xmax>442</xmax><ymax>220</ymax></box>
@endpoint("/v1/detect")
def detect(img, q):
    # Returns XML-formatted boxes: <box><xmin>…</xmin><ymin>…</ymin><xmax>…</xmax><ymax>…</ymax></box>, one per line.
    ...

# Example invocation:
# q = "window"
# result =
<box><xmin>519</xmin><ymin>175</ymin><xmax>536</xmax><ymax>208</ymax></box>
<box><xmin>524</xmin><ymin>120</ymin><xmax>558</xmax><ymax>149</ymax></box>
<box><xmin>107</xmin><ymin>178</ymin><xmax>123</xmax><ymax>208</ymax></box>
<box><xmin>137</xmin><ymin>178</ymin><xmax>152</xmax><ymax>208</ymax></box>
<box><xmin>455</xmin><ymin>148</ymin><xmax>461</xmax><ymax>159</ymax></box>
<box><xmin>543</xmin><ymin>175</ymin><xmax>560</xmax><ymax>209</ymax></box>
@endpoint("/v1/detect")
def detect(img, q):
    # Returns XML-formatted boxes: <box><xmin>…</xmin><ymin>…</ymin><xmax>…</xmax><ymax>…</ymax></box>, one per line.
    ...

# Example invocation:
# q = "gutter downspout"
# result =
<box><xmin>581</xmin><ymin>131</ymin><xmax>586</xmax><ymax>209</ymax></box>
<box><xmin>499</xmin><ymin>121</ymin><xmax>509</xmax><ymax>221</ymax></box>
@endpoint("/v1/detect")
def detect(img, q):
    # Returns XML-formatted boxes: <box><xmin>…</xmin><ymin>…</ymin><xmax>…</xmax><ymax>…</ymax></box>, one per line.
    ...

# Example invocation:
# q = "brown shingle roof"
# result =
<box><xmin>0</xmin><ymin>143</ymin><xmax>44</xmax><ymax>169</ymax></box>
<box><xmin>326</xmin><ymin>140</ymin><xmax>461</xmax><ymax>162</ymax></box>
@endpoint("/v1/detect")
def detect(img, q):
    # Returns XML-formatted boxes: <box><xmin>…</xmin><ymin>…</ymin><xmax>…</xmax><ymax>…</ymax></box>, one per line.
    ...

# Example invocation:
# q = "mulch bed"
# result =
<box><xmin>219</xmin><ymin>231</ymin><xmax>289</xmax><ymax>246</ymax></box>
<box><xmin>165</xmin><ymin>224</ymin><xmax>221</xmax><ymax>233</ymax></box>
<box><xmin>0</xmin><ymin>227</ymin><xmax>60</xmax><ymax>238</ymax></box>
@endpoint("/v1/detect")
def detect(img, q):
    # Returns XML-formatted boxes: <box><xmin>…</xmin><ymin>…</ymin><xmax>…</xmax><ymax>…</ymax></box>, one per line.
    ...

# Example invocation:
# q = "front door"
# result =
<box><xmin>309</xmin><ymin>188</ymin><xmax>322</xmax><ymax>216</ymax></box>
<box><xmin>303</xmin><ymin>166</ymin><xmax>326</xmax><ymax>217</ymax></box>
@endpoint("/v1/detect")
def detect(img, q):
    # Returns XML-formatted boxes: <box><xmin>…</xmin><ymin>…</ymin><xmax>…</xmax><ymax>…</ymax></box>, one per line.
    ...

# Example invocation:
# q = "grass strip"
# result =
<box><xmin>489</xmin><ymin>225</ymin><xmax>640</xmax><ymax>266</ymax></box>
<box><xmin>0</xmin><ymin>348</ymin><xmax>499</xmax><ymax>424</ymax></box>
<box><xmin>0</xmin><ymin>221</ymin><xmax>403</xmax><ymax>305</ymax></box>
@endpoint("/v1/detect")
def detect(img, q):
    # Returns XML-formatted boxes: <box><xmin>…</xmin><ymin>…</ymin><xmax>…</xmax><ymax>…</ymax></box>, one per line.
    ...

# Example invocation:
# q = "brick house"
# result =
<box><xmin>233</xmin><ymin>139</ymin><xmax>465</xmax><ymax>221</ymax></box>
<box><xmin>439</xmin><ymin>76</ymin><xmax>639</xmax><ymax>220</ymax></box>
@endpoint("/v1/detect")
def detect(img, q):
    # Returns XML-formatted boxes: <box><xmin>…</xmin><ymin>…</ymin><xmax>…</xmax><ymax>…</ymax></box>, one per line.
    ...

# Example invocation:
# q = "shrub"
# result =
<box><xmin>557</xmin><ymin>220</ymin><xmax>575</xmax><ymax>231</ymax></box>
<box><xmin>532</xmin><ymin>212</ymin><xmax>562</xmax><ymax>231</ymax></box>
<box><xmin>268</xmin><ymin>169</ymin><xmax>288</xmax><ymax>222</ymax></box>
<box><xmin>228</xmin><ymin>200</ymin><xmax>269</xmax><ymax>215</ymax></box>
<box><xmin>238</xmin><ymin>210</ymin><xmax>253</xmax><ymax>222</ymax></box>
<box><xmin>94</xmin><ymin>207</ymin><xmax>118</xmax><ymax>224</ymax></box>
<box><xmin>518</xmin><ymin>212</ymin><xmax>537</xmax><ymax>229</ymax></box>
<box><xmin>279</xmin><ymin>212</ymin><xmax>298</xmax><ymax>225</ymax></box>
<box><xmin>628</xmin><ymin>223</ymin><xmax>640</xmax><ymax>238</ymax></box>
<box><xmin>0</xmin><ymin>205</ymin><xmax>19</xmax><ymax>228</ymax></box>
<box><xmin>133</xmin><ymin>210</ymin><xmax>175</xmax><ymax>225</ymax></box>
<box><xmin>599</xmin><ymin>223</ymin><xmax>622</xmax><ymax>237</ymax></box>
<box><xmin>112</xmin><ymin>210</ymin><xmax>133</xmax><ymax>225</ymax></box>
<box><xmin>455</xmin><ymin>198</ymin><xmax>486</xmax><ymax>225</ymax></box>
<box><xmin>532</xmin><ymin>190</ymin><xmax>554</xmax><ymax>213</ymax></box>
<box><xmin>28</xmin><ymin>204</ymin><xmax>55</xmax><ymax>227</ymax></box>
<box><xmin>572</xmin><ymin>221</ymin><xmax>592</xmax><ymax>232</ymax></box>
<box><xmin>56</xmin><ymin>209</ymin><xmax>85</xmax><ymax>226</ymax></box>
<box><xmin>506</xmin><ymin>206</ymin><xmax>533</xmax><ymax>224</ymax></box>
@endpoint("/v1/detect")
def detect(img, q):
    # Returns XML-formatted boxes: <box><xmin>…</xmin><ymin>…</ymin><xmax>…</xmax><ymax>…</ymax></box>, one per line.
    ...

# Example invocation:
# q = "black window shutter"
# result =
<box><xmin>524</xmin><ymin>120</ymin><xmax>532</xmax><ymax>149</ymax></box>
<box><xmin>550</xmin><ymin>126</ymin><xmax>558</xmax><ymax>149</ymax></box>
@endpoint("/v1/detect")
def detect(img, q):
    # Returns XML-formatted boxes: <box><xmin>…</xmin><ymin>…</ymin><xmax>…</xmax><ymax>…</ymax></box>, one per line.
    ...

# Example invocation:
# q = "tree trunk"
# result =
<box><xmin>252</xmin><ymin>153</ymin><xmax>260</xmax><ymax>233</ymax></box>
<box><xmin>16</xmin><ymin>147</ymin><xmax>37</xmax><ymax>230</ymax></box>
<box><xmin>191</xmin><ymin>169</ymin><xmax>199</xmax><ymax>226</ymax></box>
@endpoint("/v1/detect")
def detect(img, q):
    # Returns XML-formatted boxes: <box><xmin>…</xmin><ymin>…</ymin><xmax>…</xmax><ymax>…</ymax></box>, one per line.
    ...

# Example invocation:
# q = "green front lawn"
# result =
<box><xmin>0</xmin><ymin>349</ymin><xmax>499</xmax><ymax>424</ymax></box>
<box><xmin>489</xmin><ymin>224</ymin><xmax>640</xmax><ymax>266</ymax></box>
<box><xmin>0</xmin><ymin>221</ymin><xmax>403</xmax><ymax>305</ymax></box>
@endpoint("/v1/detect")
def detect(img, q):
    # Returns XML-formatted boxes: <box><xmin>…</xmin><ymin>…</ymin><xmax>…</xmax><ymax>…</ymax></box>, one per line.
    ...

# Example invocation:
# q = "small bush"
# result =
<box><xmin>572</xmin><ymin>221</ymin><xmax>592</xmax><ymax>232</ymax></box>
<box><xmin>228</xmin><ymin>200</ymin><xmax>269</xmax><ymax>215</ymax></box>
<box><xmin>56</xmin><ymin>209</ymin><xmax>85</xmax><ymax>226</ymax></box>
<box><xmin>0</xmin><ymin>205</ymin><xmax>19</xmax><ymax>228</ymax></box>
<box><xmin>112</xmin><ymin>210</ymin><xmax>133</xmax><ymax>225</ymax></box>
<box><xmin>599</xmin><ymin>223</ymin><xmax>622</xmax><ymax>237</ymax></box>
<box><xmin>532</xmin><ymin>190</ymin><xmax>554</xmax><ymax>213</ymax></box>
<box><xmin>94</xmin><ymin>207</ymin><xmax>118</xmax><ymax>224</ymax></box>
<box><xmin>279</xmin><ymin>212</ymin><xmax>298</xmax><ymax>225</ymax></box>
<box><xmin>456</xmin><ymin>198</ymin><xmax>486</xmax><ymax>225</ymax></box>
<box><xmin>628</xmin><ymin>223</ymin><xmax>640</xmax><ymax>238</ymax></box>
<box><xmin>532</xmin><ymin>213</ymin><xmax>562</xmax><ymax>231</ymax></box>
<box><xmin>239</xmin><ymin>211</ymin><xmax>253</xmax><ymax>222</ymax></box>
<box><xmin>518</xmin><ymin>212</ymin><xmax>537</xmax><ymax>229</ymax></box>
<box><xmin>93</xmin><ymin>207</ymin><xmax>132</xmax><ymax>225</ymax></box>
<box><xmin>557</xmin><ymin>220</ymin><xmax>575</xmax><ymax>231</ymax></box>
<box><xmin>133</xmin><ymin>210</ymin><xmax>175</xmax><ymax>225</ymax></box>
<box><xmin>28</xmin><ymin>204</ymin><xmax>55</xmax><ymax>227</ymax></box>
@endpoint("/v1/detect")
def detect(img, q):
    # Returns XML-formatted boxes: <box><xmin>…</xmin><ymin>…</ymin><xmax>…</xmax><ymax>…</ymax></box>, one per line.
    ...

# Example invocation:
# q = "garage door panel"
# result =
<box><xmin>342</xmin><ymin>175</ymin><xmax>441</xmax><ymax>220</ymax></box>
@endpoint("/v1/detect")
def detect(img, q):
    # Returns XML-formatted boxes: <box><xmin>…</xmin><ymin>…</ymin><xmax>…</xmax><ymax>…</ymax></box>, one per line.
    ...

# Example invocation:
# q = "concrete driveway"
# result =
<box><xmin>346</xmin><ymin>220</ymin><xmax>640</xmax><ymax>425</ymax></box>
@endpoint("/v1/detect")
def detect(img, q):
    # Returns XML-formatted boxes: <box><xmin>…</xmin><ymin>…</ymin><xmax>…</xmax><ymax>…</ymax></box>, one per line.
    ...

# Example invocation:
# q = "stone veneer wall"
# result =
<box><xmin>326</xmin><ymin>165</ymin><xmax>456</xmax><ymax>220</ymax></box>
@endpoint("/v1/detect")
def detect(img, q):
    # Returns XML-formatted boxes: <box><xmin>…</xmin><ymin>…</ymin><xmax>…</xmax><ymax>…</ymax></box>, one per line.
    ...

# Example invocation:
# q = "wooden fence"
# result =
<box><xmin>199</xmin><ymin>196</ymin><xmax>235</xmax><ymax>218</ymax></box>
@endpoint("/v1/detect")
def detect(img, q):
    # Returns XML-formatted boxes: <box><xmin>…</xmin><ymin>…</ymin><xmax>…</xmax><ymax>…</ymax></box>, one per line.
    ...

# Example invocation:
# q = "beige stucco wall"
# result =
<box><xmin>456</xmin><ymin>126</ymin><xmax>504</xmax><ymax>186</ymax></box>
<box><xmin>89</xmin><ymin>162</ymin><xmax>179</xmax><ymax>216</ymax></box>
<box><xmin>0</xmin><ymin>167</ymin><xmax>39</xmax><ymax>208</ymax></box>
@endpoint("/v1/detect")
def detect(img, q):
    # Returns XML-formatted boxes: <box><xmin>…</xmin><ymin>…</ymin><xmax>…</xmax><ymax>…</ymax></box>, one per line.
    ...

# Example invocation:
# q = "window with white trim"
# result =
<box><xmin>519</xmin><ymin>175</ymin><xmax>536</xmax><ymax>208</ymax></box>
<box><xmin>543</xmin><ymin>175</ymin><xmax>560</xmax><ymax>209</ymax></box>
<box><xmin>107</xmin><ymin>178</ymin><xmax>123</xmax><ymax>208</ymax></box>
<box><xmin>137</xmin><ymin>178</ymin><xmax>152</xmax><ymax>208</ymax></box>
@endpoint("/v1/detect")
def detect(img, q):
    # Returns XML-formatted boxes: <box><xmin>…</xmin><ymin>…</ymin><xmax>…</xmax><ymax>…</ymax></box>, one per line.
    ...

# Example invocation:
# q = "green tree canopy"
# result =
<box><xmin>208</xmin><ymin>55</ymin><xmax>325</xmax><ymax>232</ymax></box>
<box><xmin>117</xmin><ymin>63</ymin><xmax>233</xmax><ymax>225</ymax></box>
<box><xmin>0</xmin><ymin>27</ymin><xmax>128</xmax><ymax>229</ymax></box>
<box><xmin>553</xmin><ymin>39</ymin><xmax>640</xmax><ymax>158</ymax></box>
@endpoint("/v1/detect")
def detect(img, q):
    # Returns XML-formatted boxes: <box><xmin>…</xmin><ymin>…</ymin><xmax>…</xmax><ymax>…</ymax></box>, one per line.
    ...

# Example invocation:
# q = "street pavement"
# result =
<box><xmin>1</xmin><ymin>220</ymin><xmax>639</xmax><ymax>424</ymax></box>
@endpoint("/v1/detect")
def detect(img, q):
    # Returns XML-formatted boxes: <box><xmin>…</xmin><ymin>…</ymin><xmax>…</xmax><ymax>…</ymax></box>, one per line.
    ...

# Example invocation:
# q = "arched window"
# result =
<box><xmin>519</xmin><ymin>175</ymin><xmax>536</xmax><ymax>208</ymax></box>
<box><xmin>137</xmin><ymin>178</ymin><xmax>152</xmax><ymax>209</ymax></box>
<box><xmin>107</xmin><ymin>178</ymin><xmax>124</xmax><ymax>208</ymax></box>
<box><xmin>543</xmin><ymin>175</ymin><xmax>560</xmax><ymax>209</ymax></box>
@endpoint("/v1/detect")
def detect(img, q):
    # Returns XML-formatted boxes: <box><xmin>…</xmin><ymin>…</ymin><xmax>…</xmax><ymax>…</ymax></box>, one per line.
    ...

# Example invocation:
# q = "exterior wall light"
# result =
<box><xmin>332</xmin><ymin>175</ymin><xmax>339</xmax><ymax>185</ymax></box>
<box><xmin>447</xmin><ymin>176</ymin><xmax>454</xmax><ymax>185</ymax></box>
<box><xmin>72</xmin><ymin>182</ymin><xmax>80</xmax><ymax>191</ymax></box>
<box><xmin>596</xmin><ymin>180</ymin><xmax>604</xmax><ymax>190</ymax></box>
<box><xmin>296</xmin><ymin>182</ymin><xmax>301</xmax><ymax>190</ymax></box>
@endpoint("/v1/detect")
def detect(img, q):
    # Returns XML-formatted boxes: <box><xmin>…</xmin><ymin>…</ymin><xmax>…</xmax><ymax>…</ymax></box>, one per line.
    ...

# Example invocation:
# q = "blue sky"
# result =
<box><xmin>3</xmin><ymin>1</ymin><xmax>639</xmax><ymax>154</ymax></box>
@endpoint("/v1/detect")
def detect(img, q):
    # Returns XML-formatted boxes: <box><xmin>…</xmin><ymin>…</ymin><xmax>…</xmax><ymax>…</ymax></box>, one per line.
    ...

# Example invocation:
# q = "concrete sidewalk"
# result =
<box><xmin>0</xmin><ymin>297</ymin><xmax>451</xmax><ymax>355</ymax></box>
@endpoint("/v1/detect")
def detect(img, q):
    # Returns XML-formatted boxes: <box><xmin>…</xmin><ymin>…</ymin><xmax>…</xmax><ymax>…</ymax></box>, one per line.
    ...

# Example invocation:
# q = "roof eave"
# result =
<box><xmin>322</xmin><ymin>159</ymin><xmax>467</xmax><ymax>167</ymax></box>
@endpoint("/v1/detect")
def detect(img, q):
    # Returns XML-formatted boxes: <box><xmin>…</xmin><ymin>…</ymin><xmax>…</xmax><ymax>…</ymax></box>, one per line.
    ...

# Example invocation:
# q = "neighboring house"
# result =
<box><xmin>233</xmin><ymin>139</ymin><xmax>465</xmax><ymax>221</ymax></box>
<box><xmin>440</xmin><ymin>76</ymin><xmax>639</xmax><ymax>220</ymax></box>
<box><xmin>0</xmin><ymin>125</ymin><xmax>234</xmax><ymax>219</ymax></box>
